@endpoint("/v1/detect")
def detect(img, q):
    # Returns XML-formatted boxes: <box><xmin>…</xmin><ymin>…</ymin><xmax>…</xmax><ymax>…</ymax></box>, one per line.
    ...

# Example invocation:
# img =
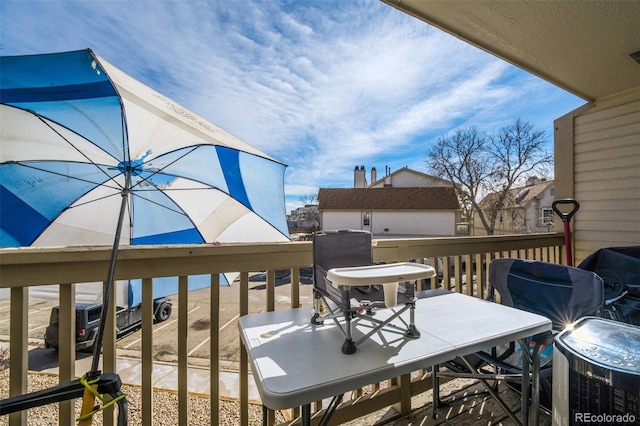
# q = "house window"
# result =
<box><xmin>362</xmin><ymin>212</ymin><xmax>371</xmax><ymax>226</ymax></box>
<box><xmin>541</xmin><ymin>208</ymin><xmax>553</xmax><ymax>225</ymax></box>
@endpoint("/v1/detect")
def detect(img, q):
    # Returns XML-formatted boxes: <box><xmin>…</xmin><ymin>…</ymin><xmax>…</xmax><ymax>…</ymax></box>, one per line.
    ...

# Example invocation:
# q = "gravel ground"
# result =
<box><xmin>0</xmin><ymin>370</ymin><xmax>284</xmax><ymax>425</ymax></box>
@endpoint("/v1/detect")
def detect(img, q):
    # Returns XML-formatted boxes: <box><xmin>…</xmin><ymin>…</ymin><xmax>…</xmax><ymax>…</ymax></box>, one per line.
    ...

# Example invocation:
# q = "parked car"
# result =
<box><xmin>44</xmin><ymin>297</ymin><xmax>172</xmax><ymax>352</ymax></box>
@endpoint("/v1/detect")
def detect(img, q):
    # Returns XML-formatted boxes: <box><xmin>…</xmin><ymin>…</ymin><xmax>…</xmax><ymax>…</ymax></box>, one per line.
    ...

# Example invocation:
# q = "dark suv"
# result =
<box><xmin>44</xmin><ymin>297</ymin><xmax>172</xmax><ymax>352</ymax></box>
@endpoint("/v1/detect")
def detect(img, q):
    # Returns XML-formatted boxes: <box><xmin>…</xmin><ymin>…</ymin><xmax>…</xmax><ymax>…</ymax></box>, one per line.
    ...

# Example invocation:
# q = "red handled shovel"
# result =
<box><xmin>552</xmin><ymin>199</ymin><xmax>580</xmax><ymax>266</ymax></box>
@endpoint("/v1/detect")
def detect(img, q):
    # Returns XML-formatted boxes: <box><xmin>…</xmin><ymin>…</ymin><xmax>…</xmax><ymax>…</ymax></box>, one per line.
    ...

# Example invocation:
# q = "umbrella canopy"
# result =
<box><xmin>0</xmin><ymin>49</ymin><xmax>290</xmax><ymax>287</ymax></box>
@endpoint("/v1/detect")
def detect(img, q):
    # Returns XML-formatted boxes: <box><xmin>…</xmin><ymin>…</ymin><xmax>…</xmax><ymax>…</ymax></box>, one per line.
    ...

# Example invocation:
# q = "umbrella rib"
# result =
<box><xmin>69</xmin><ymin>191</ymin><xmax>122</xmax><ymax>209</ymax></box>
<box><xmin>32</xmin><ymin>110</ymin><xmax>124</xmax><ymax>190</ymax></box>
<box><xmin>129</xmin><ymin>145</ymin><xmax>200</xmax><ymax>191</ymax></box>
<box><xmin>10</xmin><ymin>162</ymin><xmax>122</xmax><ymax>190</ymax></box>
<box><xmin>129</xmin><ymin>190</ymin><xmax>188</xmax><ymax>216</ymax></box>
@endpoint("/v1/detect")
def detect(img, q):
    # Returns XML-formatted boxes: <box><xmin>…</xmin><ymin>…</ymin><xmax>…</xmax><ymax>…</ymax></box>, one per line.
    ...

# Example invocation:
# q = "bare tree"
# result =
<box><xmin>427</xmin><ymin>126</ymin><xmax>489</xmax><ymax>227</ymax></box>
<box><xmin>299</xmin><ymin>193</ymin><xmax>320</xmax><ymax>228</ymax></box>
<box><xmin>299</xmin><ymin>193</ymin><xmax>318</xmax><ymax>205</ymax></box>
<box><xmin>427</xmin><ymin>118</ymin><xmax>552</xmax><ymax>235</ymax></box>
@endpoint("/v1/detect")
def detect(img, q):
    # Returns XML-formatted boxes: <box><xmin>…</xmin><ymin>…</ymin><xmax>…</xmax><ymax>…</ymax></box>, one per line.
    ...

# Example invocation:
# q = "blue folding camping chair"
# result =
<box><xmin>432</xmin><ymin>258</ymin><xmax>604</xmax><ymax>425</ymax></box>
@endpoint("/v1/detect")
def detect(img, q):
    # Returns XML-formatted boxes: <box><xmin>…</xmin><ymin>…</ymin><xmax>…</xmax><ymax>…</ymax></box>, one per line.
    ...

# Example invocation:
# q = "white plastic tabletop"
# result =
<box><xmin>238</xmin><ymin>291</ymin><xmax>551</xmax><ymax>410</ymax></box>
<box><xmin>326</xmin><ymin>262</ymin><xmax>436</xmax><ymax>286</ymax></box>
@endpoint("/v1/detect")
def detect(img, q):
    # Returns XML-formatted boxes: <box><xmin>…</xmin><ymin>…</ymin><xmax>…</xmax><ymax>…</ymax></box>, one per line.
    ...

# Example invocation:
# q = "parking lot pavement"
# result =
<box><xmin>0</xmin><ymin>277</ymin><xmax>315</xmax><ymax>403</ymax></box>
<box><xmin>0</xmin><ymin>279</ymin><xmax>315</xmax><ymax>366</ymax></box>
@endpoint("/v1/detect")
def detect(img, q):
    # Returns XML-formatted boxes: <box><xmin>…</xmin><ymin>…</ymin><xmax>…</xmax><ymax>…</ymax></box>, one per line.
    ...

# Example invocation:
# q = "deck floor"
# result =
<box><xmin>343</xmin><ymin>378</ymin><xmax>553</xmax><ymax>426</ymax></box>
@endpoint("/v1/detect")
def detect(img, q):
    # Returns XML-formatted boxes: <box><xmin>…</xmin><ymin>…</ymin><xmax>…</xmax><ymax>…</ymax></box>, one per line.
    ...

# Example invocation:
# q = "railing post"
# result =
<box><xmin>393</xmin><ymin>374</ymin><xmax>412</xmax><ymax>416</ymax></box>
<box><xmin>239</xmin><ymin>272</ymin><xmax>249</xmax><ymax>426</ymax></box>
<box><xmin>473</xmin><ymin>254</ymin><xmax>482</xmax><ymax>299</ymax></box>
<box><xmin>388</xmin><ymin>375</ymin><xmax>412</xmax><ymax>418</ymax></box>
<box><xmin>428</xmin><ymin>257</ymin><xmax>438</xmax><ymax>289</ymax></box>
<box><xmin>58</xmin><ymin>283</ymin><xmax>75</xmax><ymax>426</ymax></box>
<box><xmin>454</xmin><ymin>256</ymin><xmax>463</xmax><ymax>293</ymax></box>
<box><xmin>210</xmin><ymin>273</ymin><xmax>220</xmax><ymax>426</ymax></box>
<box><xmin>266</xmin><ymin>269</ymin><xmax>275</xmax><ymax>312</ymax></box>
<box><xmin>178</xmin><ymin>275</ymin><xmax>188</xmax><ymax>426</ymax></box>
<box><xmin>464</xmin><ymin>254</ymin><xmax>473</xmax><ymax>296</ymax></box>
<box><xmin>290</xmin><ymin>268</ymin><xmax>300</xmax><ymax>309</ymax></box>
<box><xmin>483</xmin><ymin>253</ymin><xmax>492</xmax><ymax>299</ymax></box>
<box><xmin>9</xmin><ymin>287</ymin><xmax>27</xmax><ymax>426</ymax></box>
<box><xmin>442</xmin><ymin>256</ymin><xmax>451</xmax><ymax>290</ymax></box>
<box><xmin>141</xmin><ymin>278</ymin><xmax>153</xmax><ymax>426</ymax></box>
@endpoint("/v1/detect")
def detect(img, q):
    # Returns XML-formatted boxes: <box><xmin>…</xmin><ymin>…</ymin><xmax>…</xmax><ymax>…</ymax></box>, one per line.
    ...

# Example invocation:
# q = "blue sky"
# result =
<box><xmin>1</xmin><ymin>0</ymin><xmax>586</xmax><ymax>213</ymax></box>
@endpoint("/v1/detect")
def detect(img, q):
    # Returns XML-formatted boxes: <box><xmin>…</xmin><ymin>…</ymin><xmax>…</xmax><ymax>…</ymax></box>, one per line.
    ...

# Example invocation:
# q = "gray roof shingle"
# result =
<box><xmin>318</xmin><ymin>187</ymin><xmax>460</xmax><ymax>210</ymax></box>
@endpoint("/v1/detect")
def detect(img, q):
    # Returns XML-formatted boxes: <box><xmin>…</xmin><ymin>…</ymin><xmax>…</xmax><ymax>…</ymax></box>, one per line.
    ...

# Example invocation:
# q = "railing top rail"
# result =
<box><xmin>0</xmin><ymin>241</ymin><xmax>312</xmax><ymax>287</ymax></box>
<box><xmin>372</xmin><ymin>232</ymin><xmax>564</xmax><ymax>259</ymax></box>
<box><xmin>0</xmin><ymin>234</ymin><xmax>563</xmax><ymax>287</ymax></box>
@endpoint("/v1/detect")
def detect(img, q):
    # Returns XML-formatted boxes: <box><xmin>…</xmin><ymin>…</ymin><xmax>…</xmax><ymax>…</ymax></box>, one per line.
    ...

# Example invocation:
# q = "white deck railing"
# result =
<box><xmin>0</xmin><ymin>232</ymin><xmax>565</xmax><ymax>425</ymax></box>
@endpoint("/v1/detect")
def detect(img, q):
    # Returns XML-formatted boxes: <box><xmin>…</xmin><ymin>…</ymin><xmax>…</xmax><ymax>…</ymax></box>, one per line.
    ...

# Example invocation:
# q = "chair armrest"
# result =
<box><xmin>531</xmin><ymin>330</ymin><xmax>554</xmax><ymax>346</ymax></box>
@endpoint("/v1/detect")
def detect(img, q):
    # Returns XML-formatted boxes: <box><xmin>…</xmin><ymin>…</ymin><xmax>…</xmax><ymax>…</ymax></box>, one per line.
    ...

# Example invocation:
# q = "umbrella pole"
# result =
<box><xmin>89</xmin><ymin>173</ymin><xmax>131</xmax><ymax>375</ymax></box>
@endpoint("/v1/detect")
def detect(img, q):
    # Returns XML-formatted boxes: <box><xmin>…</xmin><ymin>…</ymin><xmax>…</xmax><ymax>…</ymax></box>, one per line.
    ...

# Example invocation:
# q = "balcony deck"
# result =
<box><xmin>349</xmin><ymin>379</ymin><xmax>553</xmax><ymax>426</ymax></box>
<box><xmin>0</xmin><ymin>233</ymin><xmax>564</xmax><ymax>425</ymax></box>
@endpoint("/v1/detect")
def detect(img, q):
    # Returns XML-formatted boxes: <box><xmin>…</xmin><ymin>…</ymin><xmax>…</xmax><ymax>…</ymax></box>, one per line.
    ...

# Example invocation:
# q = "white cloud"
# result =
<box><xmin>1</xmin><ymin>0</ymin><xmax>584</xmax><ymax>213</ymax></box>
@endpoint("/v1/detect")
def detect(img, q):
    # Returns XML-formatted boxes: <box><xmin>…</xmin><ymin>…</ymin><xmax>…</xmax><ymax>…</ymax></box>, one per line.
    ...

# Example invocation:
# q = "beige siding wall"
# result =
<box><xmin>389</xmin><ymin>172</ymin><xmax>450</xmax><ymax>188</ymax></box>
<box><xmin>570</xmin><ymin>87</ymin><xmax>640</xmax><ymax>262</ymax></box>
<box><xmin>321</xmin><ymin>211</ymin><xmax>363</xmax><ymax>231</ymax></box>
<box><xmin>373</xmin><ymin>211</ymin><xmax>456</xmax><ymax>236</ymax></box>
<box><xmin>321</xmin><ymin>210</ymin><xmax>457</xmax><ymax>236</ymax></box>
<box><xmin>369</xmin><ymin>170</ymin><xmax>451</xmax><ymax>188</ymax></box>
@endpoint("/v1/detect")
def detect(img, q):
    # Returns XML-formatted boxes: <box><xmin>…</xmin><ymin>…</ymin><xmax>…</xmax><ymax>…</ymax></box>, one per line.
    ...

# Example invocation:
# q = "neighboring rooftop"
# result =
<box><xmin>318</xmin><ymin>187</ymin><xmax>460</xmax><ymax>210</ymax></box>
<box><xmin>479</xmin><ymin>178</ymin><xmax>553</xmax><ymax>210</ymax></box>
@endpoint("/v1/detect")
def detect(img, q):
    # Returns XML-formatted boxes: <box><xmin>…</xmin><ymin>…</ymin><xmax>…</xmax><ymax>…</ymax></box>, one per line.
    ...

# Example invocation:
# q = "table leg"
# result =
<box><xmin>302</xmin><ymin>404</ymin><xmax>311</xmax><ymax>426</ymax></box>
<box><xmin>531</xmin><ymin>340</ymin><xmax>544</xmax><ymax>426</ymax></box>
<box><xmin>460</xmin><ymin>355</ymin><xmax>523</xmax><ymax>426</ymax></box>
<box><xmin>518</xmin><ymin>339</ymin><xmax>531</xmax><ymax>425</ymax></box>
<box><xmin>262</xmin><ymin>405</ymin><xmax>268</xmax><ymax>426</ymax></box>
<box><xmin>432</xmin><ymin>364</ymin><xmax>440</xmax><ymax>419</ymax></box>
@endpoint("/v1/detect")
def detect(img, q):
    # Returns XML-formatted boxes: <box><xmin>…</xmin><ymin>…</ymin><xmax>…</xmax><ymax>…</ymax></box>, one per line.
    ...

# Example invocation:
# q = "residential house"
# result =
<box><xmin>318</xmin><ymin>166</ymin><xmax>461</xmax><ymax>238</ymax></box>
<box><xmin>474</xmin><ymin>177</ymin><xmax>555</xmax><ymax>236</ymax></box>
<box><xmin>287</xmin><ymin>204</ymin><xmax>320</xmax><ymax>235</ymax></box>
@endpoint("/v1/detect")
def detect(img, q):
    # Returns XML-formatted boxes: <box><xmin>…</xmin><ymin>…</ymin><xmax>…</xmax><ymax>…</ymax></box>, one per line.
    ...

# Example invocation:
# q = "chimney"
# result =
<box><xmin>354</xmin><ymin>165</ymin><xmax>366</xmax><ymax>188</ymax></box>
<box><xmin>384</xmin><ymin>166</ymin><xmax>392</xmax><ymax>187</ymax></box>
<box><xmin>371</xmin><ymin>167</ymin><xmax>377</xmax><ymax>184</ymax></box>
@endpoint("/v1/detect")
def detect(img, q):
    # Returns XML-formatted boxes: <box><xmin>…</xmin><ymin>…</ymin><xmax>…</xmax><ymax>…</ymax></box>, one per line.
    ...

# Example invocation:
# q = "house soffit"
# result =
<box><xmin>381</xmin><ymin>0</ymin><xmax>640</xmax><ymax>101</ymax></box>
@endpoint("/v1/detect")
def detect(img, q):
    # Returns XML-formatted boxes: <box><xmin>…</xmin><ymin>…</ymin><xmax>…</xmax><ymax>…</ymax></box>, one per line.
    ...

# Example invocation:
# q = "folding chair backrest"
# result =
<box><xmin>489</xmin><ymin>259</ymin><xmax>604</xmax><ymax>330</ymax></box>
<box><xmin>313</xmin><ymin>230</ymin><xmax>373</xmax><ymax>294</ymax></box>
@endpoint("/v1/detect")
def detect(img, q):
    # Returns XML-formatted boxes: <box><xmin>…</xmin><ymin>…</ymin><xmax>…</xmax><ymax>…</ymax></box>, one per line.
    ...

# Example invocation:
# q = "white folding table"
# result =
<box><xmin>239</xmin><ymin>290</ymin><xmax>552</xmax><ymax>425</ymax></box>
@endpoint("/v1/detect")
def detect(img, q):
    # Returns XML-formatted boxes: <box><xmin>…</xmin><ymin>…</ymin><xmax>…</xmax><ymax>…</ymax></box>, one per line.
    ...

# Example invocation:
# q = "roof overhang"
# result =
<box><xmin>382</xmin><ymin>0</ymin><xmax>640</xmax><ymax>101</ymax></box>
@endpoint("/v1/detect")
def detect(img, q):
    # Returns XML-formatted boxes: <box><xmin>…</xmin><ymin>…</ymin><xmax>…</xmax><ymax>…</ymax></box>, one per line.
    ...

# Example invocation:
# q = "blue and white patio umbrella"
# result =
<box><xmin>0</xmin><ymin>49</ymin><xmax>290</xmax><ymax>289</ymax></box>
